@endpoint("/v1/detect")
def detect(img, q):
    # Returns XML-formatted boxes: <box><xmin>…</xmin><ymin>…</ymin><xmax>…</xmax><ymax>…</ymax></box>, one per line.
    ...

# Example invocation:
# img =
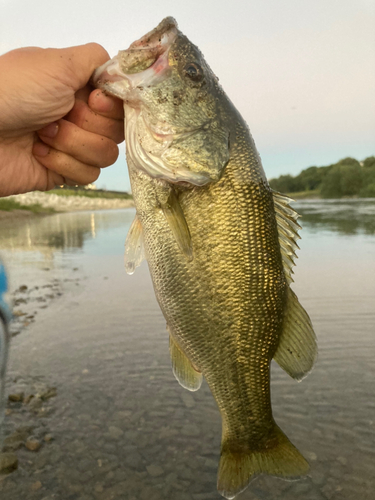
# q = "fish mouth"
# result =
<box><xmin>92</xmin><ymin>17</ymin><xmax>178</xmax><ymax>99</ymax></box>
<box><xmin>92</xmin><ymin>18</ymin><xmax>212</xmax><ymax>187</ymax></box>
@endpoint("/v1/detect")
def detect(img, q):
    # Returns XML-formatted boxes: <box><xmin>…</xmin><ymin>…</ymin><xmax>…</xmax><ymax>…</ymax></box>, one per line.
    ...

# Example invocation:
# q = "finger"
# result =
<box><xmin>62</xmin><ymin>177</ymin><xmax>82</xmax><ymax>187</ymax></box>
<box><xmin>56</xmin><ymin>43</ymin><xmax>110</xmax><ymax>91</ymax></box>
<box><xmin>88</xmin><ymin>90</ymin><xmax>124</xmax><ymax>120</ymax></box>
<box><xmin>37</xmin><ymin>119</ymin><xmax>119</xmax><ymax>167</ymax></box>
<box><xmin>43</xmin><ymin>171</ymin><xmax>83</xmax><ymax>191</ymax></box>
<box><xmin>66</xmin><ymin>99</ymin><xmax>124</xmax><ymax>144</ymax></box>
<box><xmin>32</xmin><ymin>141</ymin><xmax>101</xmax><ymax>186</ymax></box>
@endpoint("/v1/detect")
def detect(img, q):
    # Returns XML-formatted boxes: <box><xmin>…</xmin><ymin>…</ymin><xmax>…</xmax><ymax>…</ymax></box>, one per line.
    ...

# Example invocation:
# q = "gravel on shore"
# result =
<box><xmin>3</xmin><ymin>191</ymin><xmax>134</xmax><ymax>213</ymax></box>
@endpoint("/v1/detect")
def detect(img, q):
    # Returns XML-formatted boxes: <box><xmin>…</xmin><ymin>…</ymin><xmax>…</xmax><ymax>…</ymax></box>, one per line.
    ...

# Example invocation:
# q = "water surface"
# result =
<box><xmin>0</xmin><ymin>200</ymin><xmax>374</xmax><ymax>500</ymax></box>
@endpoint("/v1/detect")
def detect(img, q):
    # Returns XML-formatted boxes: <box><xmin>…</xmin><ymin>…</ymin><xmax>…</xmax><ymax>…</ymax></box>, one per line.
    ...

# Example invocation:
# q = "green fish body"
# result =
<box><xmin>93</xmin><ymin>17</ymin><xmax>317</xmax><ymax>499</ymax></box>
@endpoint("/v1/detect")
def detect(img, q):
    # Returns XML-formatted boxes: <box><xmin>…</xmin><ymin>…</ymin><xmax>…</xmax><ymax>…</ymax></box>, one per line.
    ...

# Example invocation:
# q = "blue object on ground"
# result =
<box><xmin>0</xmin><ymin>258</ymin><xmax>11</xmax><ymax>446</ymax></box>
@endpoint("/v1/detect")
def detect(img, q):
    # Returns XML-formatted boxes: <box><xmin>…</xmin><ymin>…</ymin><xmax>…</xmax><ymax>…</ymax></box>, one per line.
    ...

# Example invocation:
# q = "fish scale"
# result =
<box><xmin>93</xmin><ymin>16</ymin><xmax>317</xmax><ymax>499</ymax></box>
<box><xmin>131</xmin><ymin>122</ymin><xmax>284</xmax><ymax>452</ymax></box>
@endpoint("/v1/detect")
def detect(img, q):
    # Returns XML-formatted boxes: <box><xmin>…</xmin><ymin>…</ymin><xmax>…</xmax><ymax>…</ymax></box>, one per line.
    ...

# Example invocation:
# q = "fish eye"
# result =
<box><xmin>184</xmin><ymin>63</ymin><xmax>204</xmax><ymax>82</ymax></box>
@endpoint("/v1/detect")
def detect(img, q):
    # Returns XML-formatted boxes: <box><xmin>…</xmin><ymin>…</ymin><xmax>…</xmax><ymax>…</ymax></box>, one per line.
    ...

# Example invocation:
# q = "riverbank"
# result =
<box><xmin>0</xmin><ymin>191</ymin><xmax>134</xmax><ymax>216</ymax></box>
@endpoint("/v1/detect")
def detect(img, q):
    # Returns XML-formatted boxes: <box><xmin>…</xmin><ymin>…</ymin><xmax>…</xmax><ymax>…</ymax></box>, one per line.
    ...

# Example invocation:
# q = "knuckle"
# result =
<box><xmin>87</xmin><ymin>42</ymin><xmax>109</xmax><ymax>59</ymax></box>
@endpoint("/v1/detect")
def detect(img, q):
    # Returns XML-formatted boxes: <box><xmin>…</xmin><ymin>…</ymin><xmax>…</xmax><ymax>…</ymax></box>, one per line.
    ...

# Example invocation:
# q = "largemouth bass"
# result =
<box><xmin>93</xmin><ymin>17</ymin><xmax>317</xmax><ymax>499</ymax></box>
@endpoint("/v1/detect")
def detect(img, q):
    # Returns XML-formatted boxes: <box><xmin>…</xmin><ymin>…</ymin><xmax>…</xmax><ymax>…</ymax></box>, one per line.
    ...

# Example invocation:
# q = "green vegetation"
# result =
<box><xmin>269</xmin><ymin>156</ymin><xmax>375</xmax><ymax>199</ymax></box>
<box><xmin>48</xmin><ymin>188</ymin><xmax>132</xmax><ymax>200</ymax></box>
<box><xmin>0</xmin><ymin>199</ymin><xmax>55</xmax><ymax>213</ymax></box>
<box><xmin>282</xmin><ymin>189</ymin><xmax>320</xmax><ymax>200</ymax></box>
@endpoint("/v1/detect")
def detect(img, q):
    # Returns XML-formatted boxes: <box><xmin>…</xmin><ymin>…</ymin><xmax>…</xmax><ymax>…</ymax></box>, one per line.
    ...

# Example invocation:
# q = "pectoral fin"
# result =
<box><xmin>274</xmin><ymin>288</ymin><xmax>317</xmax><ymax>381</ymax></box>
<box><xmin>162</xmin><ymin>189</ymin><xmax>193</xmax><ymax>260</ymax></box>
<box><xmin>124</xmin><ymin>214</ymin><xmax>146</xmax><ymax>275</ymax></box>
<box><xmin>169</xmin><ymin>332</ymin><xmax>202</xmax><ymax>392</ymax></box>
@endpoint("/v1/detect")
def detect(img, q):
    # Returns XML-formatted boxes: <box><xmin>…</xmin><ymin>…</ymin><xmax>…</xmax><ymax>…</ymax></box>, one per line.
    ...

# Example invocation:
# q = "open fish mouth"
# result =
<box><xmin>92</xmin><ymin>17</ymin><xmax>178</xmax><ymax>99</ymax></box>
<box><xmin>92</xmin><ymin>17</ymin><xmax>213</xmax><ymax>186</ymax></box>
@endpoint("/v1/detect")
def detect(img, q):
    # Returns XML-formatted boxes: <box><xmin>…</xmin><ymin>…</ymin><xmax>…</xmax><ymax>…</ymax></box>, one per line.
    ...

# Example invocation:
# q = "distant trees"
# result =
<box><xmin>269</xmin><ymin>156</ymin><xmax>375</xmax><ymax>198</ymax></box>
<box><xmin>320</xmin><ymin>158</ymin><xmax>362</xmax><ymax>198</ymax></box>
<box><xmin>360</xmin><ymin>156</ymin><xmax>375</xmax><ymax>197</ymax></box>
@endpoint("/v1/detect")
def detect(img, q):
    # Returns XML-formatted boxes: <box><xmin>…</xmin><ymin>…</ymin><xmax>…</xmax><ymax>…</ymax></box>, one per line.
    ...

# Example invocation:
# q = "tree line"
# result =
<box><xmin>268</xmin><ymin>156</ymin><xmax>375</xmax><ymax>198</ymax></box>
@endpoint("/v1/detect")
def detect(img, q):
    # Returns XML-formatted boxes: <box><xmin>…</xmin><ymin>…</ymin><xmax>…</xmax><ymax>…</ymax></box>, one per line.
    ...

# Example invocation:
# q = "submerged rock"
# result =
<box><xmin>30</xmin><ymin>480</ymin><xmax>42</xmax><ymax>491</ymax></box>
<box><xmin>146</xmin><ymin>464</ymin><xmax>164</xmax><ymax>477</ymax></box>
<box><xmin>25</xmin><ymin>437</ymin><xmax>42</xmax><ymax>452</ymax></box>
<box><xmin>0</xmin><ymin>453</ymin><xmax>18</xmax><ymax>473</ymax></box>
<box><xmin>38</xmin><ymin>386</ymin><xmax>57</xmax><ymax>401</ymax></box>
<box><xmin>108</xmin><ymin>426</ymin><xmax>124</xmax><ymax>439</ymax></box>
<box><xmin>44</xmin><ymin>434</ymin><xmax>54</xmax><ymax>443</ymax></box>
<box><xmin>3</xmin><ymin>427</ymin><xmax>34</xmax><ymax>451</ymax></box>
<box><xmin>8</xmin><ymin>392</ymin><xmax>25</xmax><ymax>402</ymax></box>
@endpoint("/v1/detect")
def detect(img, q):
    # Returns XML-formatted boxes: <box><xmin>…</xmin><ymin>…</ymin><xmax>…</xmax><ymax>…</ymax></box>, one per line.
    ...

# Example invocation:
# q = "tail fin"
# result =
<box><xmin>217</xmin><ymin>424</ymin><xmax>309</xmax><ymax>499</ymax></box>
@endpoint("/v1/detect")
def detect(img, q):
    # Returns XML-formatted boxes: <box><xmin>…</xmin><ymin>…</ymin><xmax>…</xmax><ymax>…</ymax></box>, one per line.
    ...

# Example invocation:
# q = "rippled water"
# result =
<box><xmin>0</xmin><ymin>199</ymin><xmax>374</xmax><ymax>500</ymax></box>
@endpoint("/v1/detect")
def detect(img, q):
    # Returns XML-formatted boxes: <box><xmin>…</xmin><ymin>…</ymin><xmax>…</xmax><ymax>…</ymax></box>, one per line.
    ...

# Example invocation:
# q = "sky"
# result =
<box><xmin>1</xmin><ymin>0</ymin><xmax>374</xmax><ymax>192</ymax></box>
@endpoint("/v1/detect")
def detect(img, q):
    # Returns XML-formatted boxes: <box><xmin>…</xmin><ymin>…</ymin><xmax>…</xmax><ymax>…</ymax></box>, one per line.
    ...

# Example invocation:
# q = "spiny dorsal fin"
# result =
<box><xmin>162</xmin><ymin>189</ymin><xmax>193</xmax><ymax>260</ymax></box>
<box><xmin>274</xmin><ymin>288</ymin><xmax>317</xmax><ymax>381</ymax></box>
<box><xmin>124</xmin><ymin>214</ymin><xmax>146</xmax><ymax>275</ymax></box>
<box><xmin>273</xmin><ymin>191</ymin><xmax>302</xmax><ymax>284</ymax></box>
<box><xmin>169</xmin><ymin>331</ymin><xmax>202</xmax><ymax>392</ymax></box>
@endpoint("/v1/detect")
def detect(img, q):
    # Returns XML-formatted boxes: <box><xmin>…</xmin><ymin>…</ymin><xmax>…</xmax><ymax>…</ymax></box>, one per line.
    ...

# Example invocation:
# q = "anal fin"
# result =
<box><xmin>274</xmin><ymin>287</ymin><xmax>317</xmax><ymax>381</ymax></box>
<box><xmin>169</xmin><ymin>332</ymin><xmax>202</xmax><ymax>392</ymax></box>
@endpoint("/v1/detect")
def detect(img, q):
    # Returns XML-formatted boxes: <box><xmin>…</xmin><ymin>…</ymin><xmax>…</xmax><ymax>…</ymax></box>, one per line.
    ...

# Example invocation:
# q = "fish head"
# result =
<box><xmin>92</xmin><ymin>17</ymin><xmax>233</xmax><ymax>186</ymax></box>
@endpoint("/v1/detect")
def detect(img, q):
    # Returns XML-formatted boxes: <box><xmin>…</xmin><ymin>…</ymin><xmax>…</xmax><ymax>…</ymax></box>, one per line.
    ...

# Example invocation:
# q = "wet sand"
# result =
<box><xmin>0</xmin><ymin>205</ymin><xmax>374</xmax><ymax>500</ymax></box>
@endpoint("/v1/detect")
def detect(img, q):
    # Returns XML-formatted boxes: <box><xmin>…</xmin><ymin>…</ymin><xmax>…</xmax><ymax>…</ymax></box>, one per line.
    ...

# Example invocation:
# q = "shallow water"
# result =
<box><xmin>0</xmin><ymin>200</ymin><xmax>374</xmax><ymax>500</ymax></box>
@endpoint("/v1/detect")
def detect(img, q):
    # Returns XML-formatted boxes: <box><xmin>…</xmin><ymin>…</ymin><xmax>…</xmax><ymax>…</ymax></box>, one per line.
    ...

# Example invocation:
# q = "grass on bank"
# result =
<box><xmin>0</xmin><ymin>199</ymin><xmax>55</xmax><ymax>213</ymax></box>
<box><xmin>285</xmin><ymin>189</ymin><xmax>320</xmax><ymax>200</ymax></box>
<box><xmin>48</xmin><ymin>189</ymin><xmax>132</xmax><ymax>200</ymax></box>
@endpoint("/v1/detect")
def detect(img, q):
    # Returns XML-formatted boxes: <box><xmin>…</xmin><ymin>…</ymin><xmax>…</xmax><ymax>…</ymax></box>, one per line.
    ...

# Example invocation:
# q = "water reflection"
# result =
<box><xmin>294</xmin><ymin>198</ymin><xmax>375</xmax><ymax>235</ymax></box>
<box><xmin>0</xmin><ymin>209</ymin><xmax>135</xmax><ymax>255</ymax></box>
<box><xmin>1</xmin><ymin>200</ymin><xmax>374</xmax><ymax>258</ymax></box>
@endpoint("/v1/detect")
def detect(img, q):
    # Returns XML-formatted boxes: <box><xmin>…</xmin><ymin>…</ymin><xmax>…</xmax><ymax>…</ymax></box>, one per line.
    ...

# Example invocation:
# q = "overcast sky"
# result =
<box><xmin>1</xmin><ymin>0</ymin><xmax>374</xmax><ymax>192</ymax></box>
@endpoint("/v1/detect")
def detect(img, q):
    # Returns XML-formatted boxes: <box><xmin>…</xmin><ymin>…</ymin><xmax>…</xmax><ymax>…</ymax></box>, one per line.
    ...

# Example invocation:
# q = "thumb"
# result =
<box><xmin>57</xmin><ymin>43</ymin><xmax>111</xmax><ymax>91</ymax></box>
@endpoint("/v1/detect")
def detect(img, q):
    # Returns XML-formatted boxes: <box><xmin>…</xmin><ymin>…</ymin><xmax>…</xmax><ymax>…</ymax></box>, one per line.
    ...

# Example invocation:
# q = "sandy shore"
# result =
<box><xmin>3</xmin><ymin>191</ymin><xmax>134</xmax><ymax>213</ymax></box>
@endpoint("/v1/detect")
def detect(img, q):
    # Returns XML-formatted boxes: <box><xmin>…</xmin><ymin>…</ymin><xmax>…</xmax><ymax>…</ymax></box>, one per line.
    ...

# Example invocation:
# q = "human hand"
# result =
<box><xmin>0</xmin><ymin>44</ymin><xmax>124</xmax><ymax>197</ymax></box>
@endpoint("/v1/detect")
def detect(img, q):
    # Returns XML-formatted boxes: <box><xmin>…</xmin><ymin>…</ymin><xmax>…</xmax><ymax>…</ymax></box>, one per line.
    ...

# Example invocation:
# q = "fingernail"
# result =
<box><xmin>38</xmin><ymin>122</ymin><xmax>59</xmax><ymax>138</ymax></box>
<box><xmin>33</xmin><ymin>142</ymin><xmax>50</xmax><ymax>157</ymax></box>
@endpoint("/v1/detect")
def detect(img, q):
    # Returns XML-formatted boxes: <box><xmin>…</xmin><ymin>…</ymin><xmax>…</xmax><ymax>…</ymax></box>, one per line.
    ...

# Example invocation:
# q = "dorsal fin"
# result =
<box><xmin>272</xmin><ymin>191</ymin><xmax>317</xmax><ymax>379</ymax></box>
<box><xmin>274</xmin><ymin>288</ymin><xmax>317</xmax><ymax>381</ymax></box>
<box><xmin>124</xmin><ymin>214</ymin><xmax>146</xmax><ymax>275</ymax></box>
<box><xmin>273</xmin><ymin>191</ymin><xmax>302</xmax><ymax>284</ymax></box>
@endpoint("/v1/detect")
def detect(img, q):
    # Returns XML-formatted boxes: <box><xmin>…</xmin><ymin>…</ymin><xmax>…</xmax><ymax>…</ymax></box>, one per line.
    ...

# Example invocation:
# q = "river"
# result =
<box><xmin>0</xmin><ymin>199</ymin><xmax>374</xmax><ymax>500</ymax></box>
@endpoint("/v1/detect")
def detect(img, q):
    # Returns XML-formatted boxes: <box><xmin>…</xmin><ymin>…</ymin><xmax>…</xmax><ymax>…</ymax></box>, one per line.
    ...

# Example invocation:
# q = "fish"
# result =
<box><xmin>92</xmin><ymin>17</ymin><xmax>317</xmax><ymax>499</ymax></box>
